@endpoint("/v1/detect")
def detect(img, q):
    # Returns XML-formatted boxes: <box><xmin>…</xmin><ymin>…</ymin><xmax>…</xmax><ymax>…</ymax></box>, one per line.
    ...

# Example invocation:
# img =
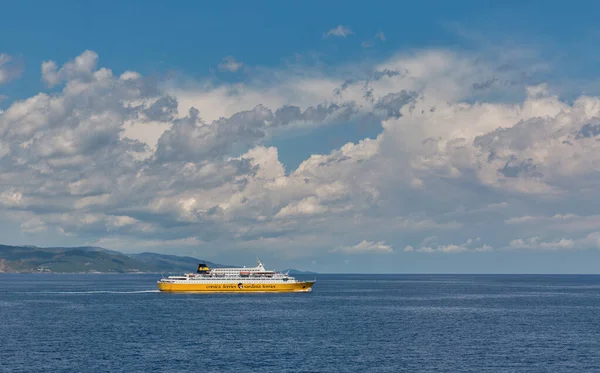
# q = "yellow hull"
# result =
<box><xmin>157</xmin><ymin>281</ymin><xmax>315</xmax><ymax>293</ymax></box>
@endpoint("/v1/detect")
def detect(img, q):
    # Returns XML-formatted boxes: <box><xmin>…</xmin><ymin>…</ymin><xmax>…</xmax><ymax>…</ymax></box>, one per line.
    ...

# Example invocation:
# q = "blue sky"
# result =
<box><xmin>2</xmin><ymin>0</ymin><xmax>598</xmax><ymax>99</ymax></box>
<box><xmin>2</xmin><ymin>1</ymin><xmax>600</xmax><ymax>272</ymax></box>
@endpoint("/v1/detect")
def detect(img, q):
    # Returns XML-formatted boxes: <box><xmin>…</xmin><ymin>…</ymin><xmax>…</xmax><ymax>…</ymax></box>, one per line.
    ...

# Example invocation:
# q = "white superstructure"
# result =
<box><xmin>160</xmin><ymin>259</ymin><xmax>303</xmax><ymax>284</ymax></box>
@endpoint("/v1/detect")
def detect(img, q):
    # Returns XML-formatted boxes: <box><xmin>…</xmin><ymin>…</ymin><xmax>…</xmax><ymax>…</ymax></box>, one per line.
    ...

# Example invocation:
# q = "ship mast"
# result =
<box><xmin>256</xmin><ymin>257</ymin><xmax>265</xmax><ymax>271</ymax></box>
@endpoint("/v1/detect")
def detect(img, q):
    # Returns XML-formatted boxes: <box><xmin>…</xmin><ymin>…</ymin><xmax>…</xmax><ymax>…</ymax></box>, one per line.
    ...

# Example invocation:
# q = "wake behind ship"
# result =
<box><xmin>157</xmin><ymin>259</ymin><xmax>315</xmax><ymax>293</ymax></box>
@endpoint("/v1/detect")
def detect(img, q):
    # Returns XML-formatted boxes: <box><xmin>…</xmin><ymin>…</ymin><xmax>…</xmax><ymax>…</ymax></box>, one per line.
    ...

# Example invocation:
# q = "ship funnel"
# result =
<box><xmin>197</xmin><ymin>263</ymin><xmax>210</xmax><ymax>273</ymax></box>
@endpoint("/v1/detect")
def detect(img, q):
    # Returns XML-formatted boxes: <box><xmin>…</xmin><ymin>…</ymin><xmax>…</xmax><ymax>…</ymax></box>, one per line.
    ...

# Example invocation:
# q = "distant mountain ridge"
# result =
<box><xmin>281</xmin><ymin>269</ymin><xmax>318</xmax><ymax>275</ymax></box>
<box><xmin>0</xmin><ymin>244</ymin><xmax>231</xmax><ymax>274</ymax></box>
<box><xmin>130</xmin><ymin>252</ymin><xmax>234</xmax><ymax>272</ymax></box>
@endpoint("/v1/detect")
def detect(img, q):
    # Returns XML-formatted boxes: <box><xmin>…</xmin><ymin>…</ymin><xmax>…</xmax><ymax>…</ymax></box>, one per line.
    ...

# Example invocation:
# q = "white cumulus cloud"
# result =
<box><xmin>405</xmin><ymin>238</ymin><xmax>492</xmax><ymax>254</ymax></box>
<box><xmin>218</xmin><ymin>56</ymin><xmax>244</xmax><ymax>72</ymax></box>
<box><xmin>332</xmin><ymin>240</ymin><xmax>393</xmax><ymax>254</ymax></box>
<box><xmin>0</xmin><ymin>54</ymin><xmax>23</xmax><ymax>85</ymax></box>
<box><xmin>323</xmin><ymin>25</ymin><xmax>354</xmax><ymax>38</ymax></box>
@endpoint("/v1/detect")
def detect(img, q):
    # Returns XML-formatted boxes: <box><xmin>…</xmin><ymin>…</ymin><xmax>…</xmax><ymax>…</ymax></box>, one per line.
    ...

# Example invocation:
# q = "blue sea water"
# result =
<box><xmin>1</xmin><ymin>274</ymin><xmax>600</xmax><ymax>372</ymax></box>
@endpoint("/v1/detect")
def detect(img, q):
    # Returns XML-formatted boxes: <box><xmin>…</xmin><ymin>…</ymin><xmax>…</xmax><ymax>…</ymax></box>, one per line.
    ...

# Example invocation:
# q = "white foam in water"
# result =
<box><xmin>22</xmin><ymin>290</ymin><xmax>160</xmax><ymax>294</ymax></box>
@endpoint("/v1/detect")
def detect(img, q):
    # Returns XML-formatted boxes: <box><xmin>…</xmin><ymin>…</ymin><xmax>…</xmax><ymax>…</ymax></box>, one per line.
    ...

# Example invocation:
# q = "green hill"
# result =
<box><xmin>130</xmin><ymin>252</ymin><xmax>233</xmax><ymax>273</ymax></box>
<box><xmin>0</xmin><ymin>244</ymin><xmax>229</xmax><ymax>273</ymax></box>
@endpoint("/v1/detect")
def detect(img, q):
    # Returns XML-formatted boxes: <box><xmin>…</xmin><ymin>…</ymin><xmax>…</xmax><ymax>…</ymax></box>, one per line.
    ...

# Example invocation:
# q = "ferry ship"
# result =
<box><xmin>157</xmin><ymin>259</ymin><xmax>315</xmax><ymax>293</ymax></box>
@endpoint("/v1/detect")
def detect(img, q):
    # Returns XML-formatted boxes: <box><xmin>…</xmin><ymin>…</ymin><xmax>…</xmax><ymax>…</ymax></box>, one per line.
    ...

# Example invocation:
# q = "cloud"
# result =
<box><xmin>323</xmin><ymin>25</ymin><xmax>353</xmax><ymax>38</ymax></box>
<box><xmin>3</xmin><ymin>46</ymin><xmax>600</xmax><ymax>267</ymax></box>
<box><xmin>332</xmin><ymin>240</ymin><xmax>393</xmax><ymax>254</ymax></box>
<box><xmin>0</xmin><ymin>54</ymin><xmax>23</xmax><ymax>84</ymax></box>
<box><xmin>502</xmin><ymin>214</ymin><xmax>600</xmax><ymax>249</ymax></box>
<box><xmin>41</xmin><ymin>50</ymin><xmax>98</xmax><ymax>87</ymax></box>
<box><xmin>405</xmin><ymin>237</ymin><xmax>493</xmax><ymax>253</ymax></box>
<box><xmin>275</xmin><ymin>196</ymin><xmax>327</xmax><ymax>218</ymax></box>
<box><xmin>218</xmin><ymin>56</ymin><xmax>244</xmax><ymax>72</ymax></box>
<box><xmin>507</xmin><ymin>233</ymin><xmax>600</xmax><ymax>251</ymax></box>
<box><xmin>505</xmin><ymin>214</ymin><xmax>579</xmax><ymax>226</ymax></box>
<box><xmin>362</xmin><ymin>31</ymin><xmax>386</xmax><ymax>48</ymax></box>
<box><xmin>152</xmin><ymin>101</ymin><xmax>357</xmax><ymax>163</ymax></box>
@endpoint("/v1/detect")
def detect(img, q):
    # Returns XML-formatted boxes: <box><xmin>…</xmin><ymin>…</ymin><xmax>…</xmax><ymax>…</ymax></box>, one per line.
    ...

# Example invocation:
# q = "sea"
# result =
<box><xmin>1</xmin><ymin>274</ymin><xmax>600</xmax><ymax>372</ymax></box>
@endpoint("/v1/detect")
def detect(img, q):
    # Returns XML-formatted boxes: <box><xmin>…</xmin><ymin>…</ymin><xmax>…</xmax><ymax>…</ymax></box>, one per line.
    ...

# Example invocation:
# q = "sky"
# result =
<box><xmin>3</xmin><ymin>1</ymin><xmax>600</xmax><ymax>273</ymax></box>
